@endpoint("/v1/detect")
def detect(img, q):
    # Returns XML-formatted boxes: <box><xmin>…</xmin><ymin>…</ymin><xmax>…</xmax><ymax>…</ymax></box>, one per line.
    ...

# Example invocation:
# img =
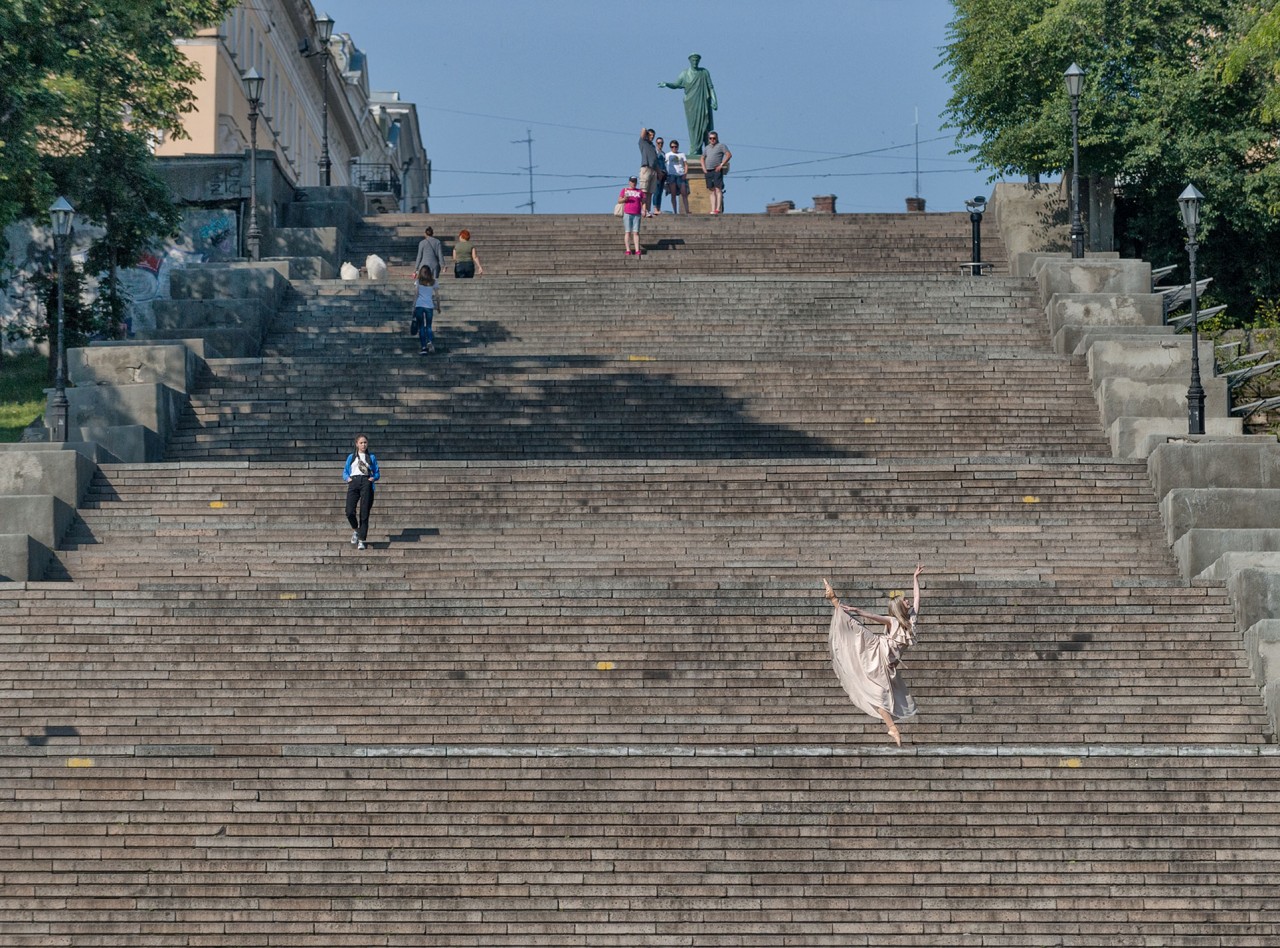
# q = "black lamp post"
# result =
<box><xmin>1064</xmin><ymin>63</ymin><xmax>1086</xmax><ymax>259</ymax></box>
<box><xmin>48</xmin><ymin>196</ymin><xmax>74</xmax><ymax>443</ymax></box>
<box><xmin>1178</xmin><ymin>184</ymin><xmax>1206</xmax><ymax>435</ymax></box>
<box><xmin>314</xmin><ymin>12</ymin><xmax>334</xmax><ymax>186</ymax></box>
<box><xmin>964</xmin><ymin>195</ymin><xmax>987</xmax><ymax>276</ymax></box>
<box><xmin>242</xmin><ymin>67</ymin><xmax>264</xmax><ymax>261</ymax></box>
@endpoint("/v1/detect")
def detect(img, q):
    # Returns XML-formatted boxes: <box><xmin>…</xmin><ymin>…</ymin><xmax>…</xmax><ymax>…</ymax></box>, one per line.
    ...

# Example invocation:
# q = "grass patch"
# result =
<box><xmin>0</xmin><ymin>352</ymin><xmax>48</xmax><ymax>442</ymax></box>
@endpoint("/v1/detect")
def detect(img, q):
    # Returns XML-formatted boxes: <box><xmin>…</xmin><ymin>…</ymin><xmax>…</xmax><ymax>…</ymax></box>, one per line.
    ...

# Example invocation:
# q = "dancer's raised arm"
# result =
<box><xmin>912</xmin><ymin>564</ymin><xmax>924</xmax><ymax>617</ymax></box>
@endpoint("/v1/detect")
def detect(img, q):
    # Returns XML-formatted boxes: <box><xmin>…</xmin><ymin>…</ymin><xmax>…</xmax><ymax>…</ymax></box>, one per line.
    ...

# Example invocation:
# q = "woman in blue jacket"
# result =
<box><xmin>343</xmin><ymin>433</ymin><xmax>380</xmax><ymax>550</ymax></box>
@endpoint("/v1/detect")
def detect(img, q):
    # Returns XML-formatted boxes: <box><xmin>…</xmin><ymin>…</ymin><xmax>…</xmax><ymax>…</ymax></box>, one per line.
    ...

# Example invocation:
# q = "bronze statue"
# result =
<box><xmin>659</xmin><ymin>54</ymin><xmax>718</xmax><ymax>157</ymax></box>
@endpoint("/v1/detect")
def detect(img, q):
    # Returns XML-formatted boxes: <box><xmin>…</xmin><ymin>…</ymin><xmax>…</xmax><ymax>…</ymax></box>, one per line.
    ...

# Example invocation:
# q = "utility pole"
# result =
<box><xmin>514</xmin><ymin>129</ymin><xmax>535</xmax><ymax>213</ymax></box>
<box><xmin>913</xmin><ymin>106</ymin><xmax>920</xmax><ymax>200</ymax></box>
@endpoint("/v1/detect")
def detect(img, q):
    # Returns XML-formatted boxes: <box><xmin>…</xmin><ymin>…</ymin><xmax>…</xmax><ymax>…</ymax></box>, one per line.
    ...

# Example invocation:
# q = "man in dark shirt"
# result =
<box><xmin>637</xmin><ymin>127</ymin><xmax>663</xmax><ymax>218</ymax></box>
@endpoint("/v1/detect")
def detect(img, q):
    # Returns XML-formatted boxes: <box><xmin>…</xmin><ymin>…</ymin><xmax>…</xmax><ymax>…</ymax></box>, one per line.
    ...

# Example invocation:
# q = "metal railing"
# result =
<box><xmin>350</xmin><ymin>161</ymin><xmax>400</xmax><ymax>198</ymax></box>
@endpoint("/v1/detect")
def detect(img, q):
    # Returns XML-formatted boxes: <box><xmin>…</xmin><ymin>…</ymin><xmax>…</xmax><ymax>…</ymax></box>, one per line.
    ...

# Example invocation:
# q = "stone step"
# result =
<box><xmin>2</xmin><ymin>750</ymin><xmax>1275</xmax><ymax>942</ymax></box>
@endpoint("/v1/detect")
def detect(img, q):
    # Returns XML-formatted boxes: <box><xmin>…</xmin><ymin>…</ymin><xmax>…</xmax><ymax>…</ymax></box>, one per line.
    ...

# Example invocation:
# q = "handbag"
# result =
<box><xmin>613</xmin><ymin>200</ymin><xmax>625</xmax><ymax>216</ymax></box>
<box><xmin>410</xmin><ymin>310</ymin><xmax>421</xmax><ymax>334</ymax></box>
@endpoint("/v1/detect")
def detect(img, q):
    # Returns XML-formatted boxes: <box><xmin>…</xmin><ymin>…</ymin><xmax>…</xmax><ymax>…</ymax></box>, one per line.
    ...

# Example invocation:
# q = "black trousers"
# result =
<box><xmin>345</xmin><ymin>476</ymin><xmax>374</xmax><ymax>541</ymax></box>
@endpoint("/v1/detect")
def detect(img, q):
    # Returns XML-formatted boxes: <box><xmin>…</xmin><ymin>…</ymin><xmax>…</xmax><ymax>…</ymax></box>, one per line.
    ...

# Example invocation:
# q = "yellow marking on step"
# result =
<box><xmin>1023</xmin><ymin>496</ymin><xmax>1041</xmax><ymax>504</ymax></box>
<box><xmin>209</xmin><ymin>501</ymin><xmax>226</xmax><ymax>509</ymax></box>
<box><xmin>628</xmin><ymin>355</ymin><xmax>655</xmax><ymax>362</ymax></box>
<box><xmin>595</xmin><ymin>661</ymin><xmax>615</xmax><ymax>671</ymax></box>
<box><xmin>279</xmin><ymin>593</ymin><xmax>298</xmax><ymax>600</ymax></box>
<box><xmin>863</xmin><ymin>417</ymin><xmax>876</xmax><ymax>424</ymax></box>
<box><xmin>66</xmin><ymin>758</ymin><xmax>94</xmax><ymax>769</ymax></box>
<box><xmin>1059</xmin><ymin>758</ymin><xmax>1082</xmax><ymax>768</ymax></box>
<box><xmin>376</xmin><ymin>419</ymin><xmax>390</xmax><ymax>426</ymax></box>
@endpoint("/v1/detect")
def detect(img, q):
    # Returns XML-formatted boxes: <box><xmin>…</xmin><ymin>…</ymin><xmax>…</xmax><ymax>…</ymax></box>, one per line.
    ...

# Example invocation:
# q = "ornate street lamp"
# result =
<box><xmin>242</xmin><ymin>68</ymin><xmax>264</xmax><ymax>261</ymax></box>
<box><xmin>314</xmin><ymin>12</ymin><xmax>335</xmax><ymax>186</ymax></box>
<box><xmin>1064</xmin><ymin>63</ymin><xmax>1086</xmax><ymax>259</ymax></box>
<box><xmin>48</xmin><ymin>196</ymin><xmax>75</xmax><ymax>443</ymax></box>
<box><xmin>1178</xmin><ymin>184</ymin><xmax>1206</xmax><ymax>435</ymax></box>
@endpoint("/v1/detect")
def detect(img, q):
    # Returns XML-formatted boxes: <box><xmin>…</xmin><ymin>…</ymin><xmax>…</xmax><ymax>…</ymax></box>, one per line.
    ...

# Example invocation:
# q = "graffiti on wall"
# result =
<box><xmin>0</xmin><ymin>207</ymin><xmax>239</xmax><ymax>352</ymax></box>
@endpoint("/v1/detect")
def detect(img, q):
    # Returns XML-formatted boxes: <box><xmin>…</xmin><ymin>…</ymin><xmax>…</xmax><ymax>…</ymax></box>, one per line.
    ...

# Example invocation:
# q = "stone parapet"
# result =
<box><xmin>1036</xmin><ymin>257</ymin><xmax>1153</xmax><ymax>299</ymax></box>
<box><xmin>1046</xmin><ymin>292</ymin><xmax>1165</xmax><ymax>354</ymax></box>
<box><xmin>69</xmin><ymin>342</ymin><xmax>202</xmax><ymax>391</ymax></box>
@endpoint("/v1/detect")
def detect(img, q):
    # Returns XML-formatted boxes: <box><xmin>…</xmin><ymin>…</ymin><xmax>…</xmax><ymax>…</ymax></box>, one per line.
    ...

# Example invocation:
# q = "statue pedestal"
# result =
<box><xmin>686</xmin><ymin>171</ymin><xmax>712</xmax><ymax>215</ymax></box>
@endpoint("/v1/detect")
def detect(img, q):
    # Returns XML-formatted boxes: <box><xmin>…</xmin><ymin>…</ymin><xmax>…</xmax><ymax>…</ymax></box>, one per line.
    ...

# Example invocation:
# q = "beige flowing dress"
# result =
<box><xmin>828</xmin><ymin>604</ymin><xmax>918</xmax><ymax>722</ymax></box>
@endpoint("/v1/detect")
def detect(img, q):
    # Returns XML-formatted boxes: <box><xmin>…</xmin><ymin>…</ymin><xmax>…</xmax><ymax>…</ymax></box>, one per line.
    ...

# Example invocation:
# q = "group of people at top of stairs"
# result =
<box><xmin>339</xmin><ymin>425</ymin><xmax>926</xmax><ymax>747</ymax></box>
<box><xmin>622</xmin><ymin>126</ymin><xmax>731</xmax><ymax>256</ymax></box>
<box><xmin>406</xmin><ymin>226</ymin><xmax>484</xmax><ymax>356</ymax></box>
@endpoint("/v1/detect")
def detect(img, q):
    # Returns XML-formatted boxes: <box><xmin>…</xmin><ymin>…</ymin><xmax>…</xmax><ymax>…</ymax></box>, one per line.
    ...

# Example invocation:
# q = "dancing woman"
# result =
<box><xmin>823</xmin><ymin>564</ymin><xmax>924</xmax><ymax>746</ymax></box>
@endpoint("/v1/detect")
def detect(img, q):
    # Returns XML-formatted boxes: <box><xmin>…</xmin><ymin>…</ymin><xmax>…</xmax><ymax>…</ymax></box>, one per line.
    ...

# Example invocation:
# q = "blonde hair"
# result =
<box><xmin>888</xmin><ymin>596</ymin><xmax>912</xmax><ymax>627</ymax></box>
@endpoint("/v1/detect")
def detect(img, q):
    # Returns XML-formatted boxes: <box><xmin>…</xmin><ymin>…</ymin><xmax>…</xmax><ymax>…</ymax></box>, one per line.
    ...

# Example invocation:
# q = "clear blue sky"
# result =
<box><xmin>317</xmin><ymin>0</ymin><xmax>990</xmax><ymax>214</ymax></box>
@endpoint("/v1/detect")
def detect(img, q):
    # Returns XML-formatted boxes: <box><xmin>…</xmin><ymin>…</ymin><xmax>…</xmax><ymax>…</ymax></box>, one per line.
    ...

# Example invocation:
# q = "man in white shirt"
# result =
<box><xmin>664</xmin><ymin>140</ymin><xmax>689</xmax><ymax>215</ymax></box>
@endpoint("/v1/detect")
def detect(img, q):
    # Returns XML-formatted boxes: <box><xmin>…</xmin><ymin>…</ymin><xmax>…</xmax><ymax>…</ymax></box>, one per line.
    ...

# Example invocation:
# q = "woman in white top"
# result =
<box><xmin>665</xmin><ymin>140</ymin><xmax>689</xmax><ymax>215</ymax></box>
<box><xmin>822</xmin><ymin>565</ymin><xmax>924</xmax><ymax>746</ymax></box>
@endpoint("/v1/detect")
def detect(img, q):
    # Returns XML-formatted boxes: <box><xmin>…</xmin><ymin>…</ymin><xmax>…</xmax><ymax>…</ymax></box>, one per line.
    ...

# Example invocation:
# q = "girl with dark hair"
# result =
<box><xmin>413</xmin><ymin>266</ymin><xmax>437</xmax><ymax>354</ymax></box>
<box><xmin>822</xmin><ymin>564</ymin><xmax>924</xmax><ymax>746</ymax></box>
<box><xmin>343</xmin><ymin>433</ymin><xmax>380</xmax><ymax>550</ymax></box>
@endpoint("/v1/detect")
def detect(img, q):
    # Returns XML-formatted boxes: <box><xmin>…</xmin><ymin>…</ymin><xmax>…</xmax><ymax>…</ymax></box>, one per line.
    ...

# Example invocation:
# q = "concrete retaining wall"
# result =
<box><xmin>994</xmin><ymin>187</ymin><xmax>1280</xmax><ymax>739</ymax></box>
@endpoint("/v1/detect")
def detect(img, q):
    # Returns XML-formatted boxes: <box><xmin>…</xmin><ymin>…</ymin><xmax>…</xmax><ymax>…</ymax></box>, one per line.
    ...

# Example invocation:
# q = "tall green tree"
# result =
<box><xmin>941</xmin><ymin>0</ymin><xmax>1280</xmax><ymax>321</ymax></box>
<box><xmin>0</xmin><ymin>0</ymin><xmax>235</xmax><ymax>253</ymax></box>
<box><xmin>0</xmin><ymin>0</ymin><xmax>234</xmax><ymax>359</ymax></box>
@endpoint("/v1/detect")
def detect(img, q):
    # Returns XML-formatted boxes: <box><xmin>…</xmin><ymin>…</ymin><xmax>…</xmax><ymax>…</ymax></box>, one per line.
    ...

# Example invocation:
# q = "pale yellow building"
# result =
<box><xmin>156</xmin><ymin>0</ymin><xmax>429</xmax><ymax>209</ymax></box>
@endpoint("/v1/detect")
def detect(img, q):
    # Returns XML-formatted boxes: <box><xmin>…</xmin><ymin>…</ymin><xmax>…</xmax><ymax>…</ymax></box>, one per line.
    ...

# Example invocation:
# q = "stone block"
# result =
<box><xmin>1161</xmin><ymin>487</ymin><xmax>1280</xmax><ymax>545</ymax></box>
<box><xmin>1045</xmin><ymin>293</ymin><xmax>1165</xmax><ymax>337</ymax></box>
<box><xmin>987</xmin><ymin>183</ymin><xmax>1068</xmax><ymax>262</ymax></box>
<box><xmin>141</xmin><ymin>326</ymin><xmax>260</xmax><ymax>358</ymax></box>
<box><xmin>281</xmin><ymin>188</ymin><xmax>364</xmax><ymax>233</ymax></box>
<box><xmin>76</xmin><ymin>424</ymin><xmax>163</xmax><ymax>463</ymax></box>
<box><xmin>257</xmin><ymin>256</ymin><xmax>336</xmax><ymax>280</ymax></box>
<box><xmin>169</xmin><ymin>264</ymin><xmax>289</xmax><ymax>308</ymax></box>
<box><xmin>1199</xmin><ymin>549</ymin><xmax>1280</xmax><ymax>582</ymax></box>
<box><xmin>0</xmin><ymin>449</ymin><xmax>96</xmax><ymax>507</ymax></box>
<box><xmin>1055</xmin><ymin>325</ymin><xmax>1172</xmax><ymax>357</ymax></box>
<box><xmin>1148</xmin><ymin>438</ymin><xmax>1280</xmax><ymax>500</ymax></box>
<box><xmin>267</xmin><ymin>227</ymin><xmax>342</xmax><ymax>267</ymax></box>
<box><xmin>0</xmin><ymin>494</ymin><xmax>73</xmax><ymax>548</ymax></box>
<box><xmin>1241</xmin><ymin>618</ymin><xmax>1280</xmax><ymax>733</ymax></box>
<box><xmin>54</xmin><ymin>382</ymin><xmax>185</xmax><ymax>442</ymax></box>
<box><xmin>1087</xmin><ymin>337</ymin><xmax>1216</xmax><ymax>385</ymax></box>
<box><xmin>153</xmin><ymin>298</ymin><xmax>270</xmax><ymax>338</ymax></box>
<box><xmin>1229</xmin><ymin>567</ymin><xmax>1280</xmax><ymax>653</ymax></box>
<box><xmin>1110</xmin><ymin>416</ymin><xmax>1243</xmax><ymax>460</ymax></box>
<box><xmin>0</xmin><ymin>441</ymin><xmax>115</xmax><ymax>463</ymax></box>
<box><xmin>1096</xmin><ymin>377</ymin><xmax>1229</xmax><ymax>429</ymax></box>
<box><xmin>69</xmin><ymin>342</ymin><xmax>202</xmax><ymax>391</ymax></box>
<box><xmin>0</xmin><ymin>533</ymin><xmax>50</xmax><ymax>583</ymax></box>
<box><xmin>1035</xmin><ymin>258</ymin><xmax>1153</xmax><ymax>303</ymax></box>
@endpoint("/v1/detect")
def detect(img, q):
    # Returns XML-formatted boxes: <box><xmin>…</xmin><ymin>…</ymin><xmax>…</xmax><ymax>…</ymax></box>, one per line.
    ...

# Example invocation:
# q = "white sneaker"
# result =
<box><xmin>357</xmin><ymin>541</ymin><xmax>366</xmax><ymax>550</ymax></box>
<box><xmin>351</xmin><ymin>531</ymin><xmax>359</xmax><ymax>545</ymax></box>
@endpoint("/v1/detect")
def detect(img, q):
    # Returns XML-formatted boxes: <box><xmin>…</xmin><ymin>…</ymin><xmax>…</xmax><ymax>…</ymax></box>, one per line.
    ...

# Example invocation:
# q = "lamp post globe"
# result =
<box><xmin>1178</xmin><ymin>184</ymin><xmax>1206</xmax><ymax>435</ymax></box>
<box><xmin>1064</xmin><ymin>63</ymin><xmax>1086</xmax><ymax>259</ymax></box>
<box><xmin>315</xmin><ymin>13</ymin><xmax>335</xmax><ymax>186</ymax></box>
<box><xmin>48</xmin><ymin>197</ymin><xmax>75</xmax><ymax>443</ymax></box>
<box><xmin>242</xmin><ymin>68</ymin><xmax>264</xmax><ymax>261</ymax></box>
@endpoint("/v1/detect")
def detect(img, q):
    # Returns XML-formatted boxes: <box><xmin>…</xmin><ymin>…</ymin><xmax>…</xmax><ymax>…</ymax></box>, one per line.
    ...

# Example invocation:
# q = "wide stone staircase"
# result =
<box><xmin>3</xmin><ymin>213</ymin><xmax>1280</xmax><ymax>946</ymax></box>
